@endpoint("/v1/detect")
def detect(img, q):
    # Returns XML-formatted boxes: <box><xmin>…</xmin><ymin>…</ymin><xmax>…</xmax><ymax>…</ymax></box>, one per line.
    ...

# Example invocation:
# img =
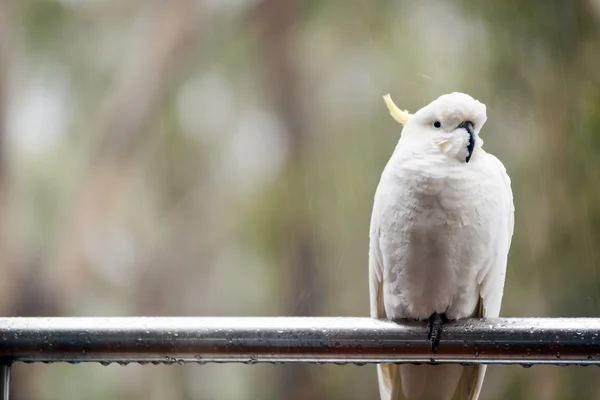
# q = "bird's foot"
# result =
<box><xmin>427</xmin><ymin>312</ymin><xmax>448</xmax><ymax>353</ymax></box>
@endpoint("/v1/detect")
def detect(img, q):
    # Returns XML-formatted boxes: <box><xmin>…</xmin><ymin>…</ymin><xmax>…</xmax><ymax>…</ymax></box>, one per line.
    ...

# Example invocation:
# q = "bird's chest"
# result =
<box><xmin>378</xmin><ymin>171</ymin><xmax>486</xmax><ymax>320</ymax></box>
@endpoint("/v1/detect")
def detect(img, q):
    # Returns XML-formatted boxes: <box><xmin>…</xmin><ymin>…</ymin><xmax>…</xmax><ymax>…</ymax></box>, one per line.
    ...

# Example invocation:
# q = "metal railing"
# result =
<box><xmin>1</xmin><ymin>317</ymin><xmax>600</xmax><ymax>399</ymax></box>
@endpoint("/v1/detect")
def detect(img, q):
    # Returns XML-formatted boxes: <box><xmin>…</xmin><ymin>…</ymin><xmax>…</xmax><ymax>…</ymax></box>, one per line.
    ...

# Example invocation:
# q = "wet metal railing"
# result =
<box><xmin>1</xmin><ymin>317</ymin><xmax>600</xmax><ymax>399</ymax></box>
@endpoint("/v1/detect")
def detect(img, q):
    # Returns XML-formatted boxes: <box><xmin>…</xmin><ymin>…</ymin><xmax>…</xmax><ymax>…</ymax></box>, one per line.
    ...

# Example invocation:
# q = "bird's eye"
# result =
<box><xmin>433</xmin><ymin>121</ymin><xmax>441</xmax><ymax>128</ymax></box>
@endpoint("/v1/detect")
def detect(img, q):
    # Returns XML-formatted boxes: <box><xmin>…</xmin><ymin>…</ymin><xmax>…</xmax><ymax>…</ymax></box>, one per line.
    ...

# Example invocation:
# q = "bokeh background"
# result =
<box><xmin>1</xmin><ymin>0</ymin><xmax>600</xmax><ymax>399</ymax></box>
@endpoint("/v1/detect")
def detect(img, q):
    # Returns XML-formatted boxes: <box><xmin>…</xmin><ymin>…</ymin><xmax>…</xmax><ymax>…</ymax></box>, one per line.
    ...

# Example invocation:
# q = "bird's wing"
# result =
<box><xmin>369</xmin><ymin>225</ymin><xmax>385</xmax><ymax>320</ymax></box>
<box><xmin>463</xmin><ymin>156</ymin><xmax>515</xmax><ymax>400</ymax></box>
<box><xmin>369</xmin><ymin>210</ymin><xmax>406</xmax><ymax>400</ymax></box>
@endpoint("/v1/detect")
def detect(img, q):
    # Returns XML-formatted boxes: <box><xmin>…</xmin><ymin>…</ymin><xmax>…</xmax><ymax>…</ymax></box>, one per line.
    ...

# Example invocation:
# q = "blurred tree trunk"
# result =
<box><xmin>0</xmin><ymin>0</ymin><xmax>14</xmax><ymax>315</ymax></box>
<box><xmin>0</xmin><ymin>0</ymin><xmax>20</xmax><ymax>317</ymax></box>
<box><xmin>0</xmin><ymin>2</ymin><xmax>59</xmax><ymax>399</ymax></box>
<box><xmin>45</xmin><ymin>0</ymin><xmax>199</xmax><ymax>316</ymax></box>
<box><xmin>255</xmin><ymin>1</ymin><xmax>321</xmax><ymax>399</ymax></box>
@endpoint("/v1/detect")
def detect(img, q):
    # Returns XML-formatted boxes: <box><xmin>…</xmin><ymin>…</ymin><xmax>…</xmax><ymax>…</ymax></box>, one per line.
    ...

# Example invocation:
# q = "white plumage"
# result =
<box><xmin>370</xmin><ymin>92</ymin><xmax>514</xmax><ymax>400</ymax></box>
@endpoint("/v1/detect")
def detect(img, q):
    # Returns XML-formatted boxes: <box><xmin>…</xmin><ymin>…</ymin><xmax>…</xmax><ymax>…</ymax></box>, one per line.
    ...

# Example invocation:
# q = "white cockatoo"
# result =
<box><xmin>369</xmin><ymin>92</ymin><xmax>514</xmax><ymax>400</ymax></box>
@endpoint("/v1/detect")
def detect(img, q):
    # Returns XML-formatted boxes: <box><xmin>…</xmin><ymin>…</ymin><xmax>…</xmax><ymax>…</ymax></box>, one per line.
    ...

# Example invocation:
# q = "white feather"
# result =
<box><xmin>369</xmin><ymin>92</ymin><xmax>514</xmax><ymax>400</ymax></box>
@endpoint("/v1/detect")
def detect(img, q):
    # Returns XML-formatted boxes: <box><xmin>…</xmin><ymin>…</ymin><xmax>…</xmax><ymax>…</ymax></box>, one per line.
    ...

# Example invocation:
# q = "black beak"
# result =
<box><xmin>458</xmin><ymin>121</ymin><xmax>475</xmax><ymax>163</ymax></box>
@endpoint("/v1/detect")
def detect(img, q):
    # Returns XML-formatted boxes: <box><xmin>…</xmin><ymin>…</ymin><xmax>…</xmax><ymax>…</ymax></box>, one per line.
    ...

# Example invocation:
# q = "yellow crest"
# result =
<box><xmin>382</xmin><ymin>94</ymin><xmax>412</xmax><ymax>125</ymax></box>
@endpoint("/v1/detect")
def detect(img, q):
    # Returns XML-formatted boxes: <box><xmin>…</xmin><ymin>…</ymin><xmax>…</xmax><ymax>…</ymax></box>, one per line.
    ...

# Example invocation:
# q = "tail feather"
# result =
<box><xmin>378</xmin><ymin>363</ymin><xmax>483</xmax><ymax>400</ymax></box>
<box><xmin>377</xmin><ymin>364</ymin><xmax>405</xmax><ymax>400</ymax></box>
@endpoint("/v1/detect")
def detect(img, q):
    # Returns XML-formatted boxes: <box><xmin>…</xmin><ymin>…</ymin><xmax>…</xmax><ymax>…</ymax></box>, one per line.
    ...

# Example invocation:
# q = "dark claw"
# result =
<box><xmin>427</xmin><ymin>313</ymin><xmax>448</xmax><ymax>353</ymax></box>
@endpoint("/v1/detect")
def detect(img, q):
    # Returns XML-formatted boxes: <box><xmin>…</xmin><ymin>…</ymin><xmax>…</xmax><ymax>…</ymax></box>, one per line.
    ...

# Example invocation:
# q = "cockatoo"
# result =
<box><xmin>369</xmin><ymin>92</ymin><xmax>514</xmax><ymax>400</ymax></box>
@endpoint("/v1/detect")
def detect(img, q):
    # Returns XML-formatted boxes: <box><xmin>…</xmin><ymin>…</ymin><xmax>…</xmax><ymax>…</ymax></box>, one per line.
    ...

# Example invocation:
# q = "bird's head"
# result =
<box><xmin>383</xmin><ymin>92</ymin><xmax>487</xmax><ymax>163</ymax></box>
